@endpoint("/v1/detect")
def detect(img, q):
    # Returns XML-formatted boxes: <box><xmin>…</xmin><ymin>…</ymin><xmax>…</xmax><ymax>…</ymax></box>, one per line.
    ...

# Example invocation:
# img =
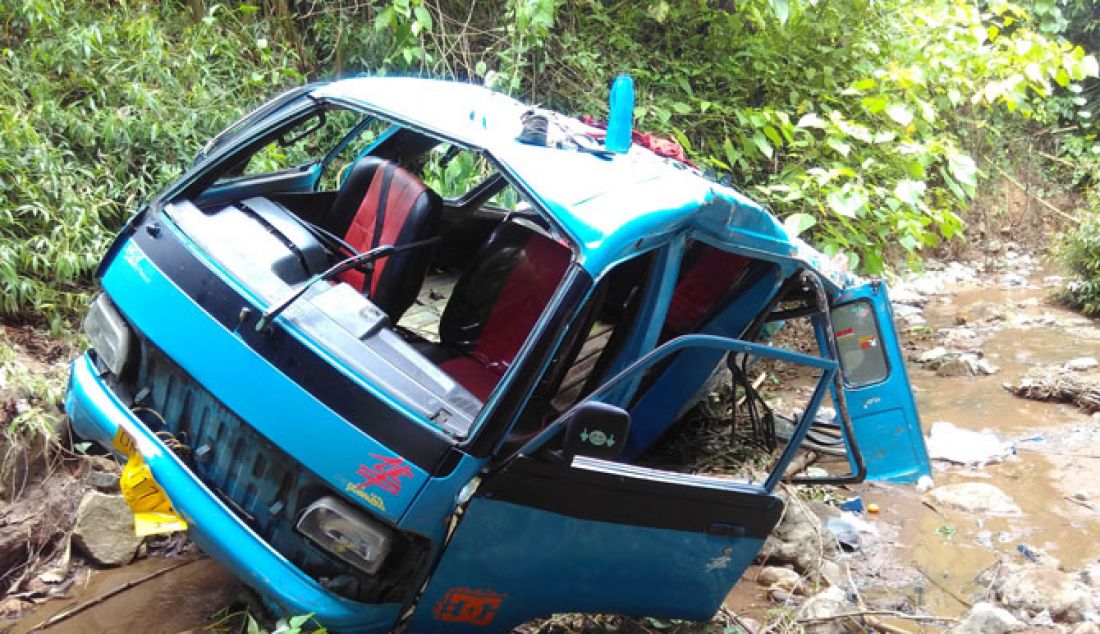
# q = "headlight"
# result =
<box><xmin>83</xmin><ymin>294</ymin><xmax>133</xmax><ymax>376</ymax></box>
<box><xmin>296</xmin><ymin>496</ymin><xmax>392</xmax><ymax>575</ymax></box>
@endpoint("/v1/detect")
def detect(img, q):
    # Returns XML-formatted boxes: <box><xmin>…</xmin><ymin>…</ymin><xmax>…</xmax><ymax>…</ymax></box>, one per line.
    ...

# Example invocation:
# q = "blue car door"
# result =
<box><xmin>402</xmin><ymin>454</ymin><xmax>782</xmax><ymax>632</ymax></box>
<box><xmin>831</xmin><ymin>281</ymin><xmax>931</xmax><ymax>482</ymax></box>
<box><xmin>401</xmin><ymin>332</ymin><xmax>845</xmax><ymax>633</ymax></box>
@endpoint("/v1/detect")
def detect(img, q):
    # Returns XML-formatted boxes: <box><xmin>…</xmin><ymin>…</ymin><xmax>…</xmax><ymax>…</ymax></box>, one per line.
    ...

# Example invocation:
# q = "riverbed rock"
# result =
<box><xmin>920</xmin><ymin>346</ymin><xmax>951</xmax><ymax>364</ymax></box>
<box><xmin>926</xmin><ymin>422</ymin><xmax>1012</xmax><ymax>465</ymax></box>
<box><xmin>758</xmin><ymin>496</ymin><xmax>838</xmax><ymax>575</ymax></box>
<box><xmin>85</xmin><ymin>468</ymin><xmax>120</xmax><ymax>492</ymax></box>
<box><xmin>906</xmin><ymin>276</ymin><xmax>945</xmax><ymax>297</ymax></box>
<box><xmin>925</xmin><ymin>482</ymin><xmax>1022</xmax><ymax>515</ymax></box>
<box><xmin>72</xmin><ymin>491</ymin><xmax>142</xmax><ymax>566</ymax></box>
<box><xmin>798</xmin><ymin>586</ymin><xmax>854</xmax><ymax>634</ymax></box>
<box><xmin>937</xmin><ymin>356</ymin><xmax>974</xmax><ymax>377</ymax></box>
<box><xmin>894</xmin><ymin>304</ymin><xmax>926</xmax><ymax>327</ymax></box>
<box><xmin>997</xmin><ymin>565</ymin><xmax>1093</xmax><ymax>622</ymax></box>
<box><xmin>1065</xmin><ymin>357</ymin><xmax>1099</xmax><ymax>372</ymax></box>
<box><xmin>1075</xmin><ymin>563</ymin><xmax>1100</xmax><ymax>589</ymax></box>
<box><xmin>757</xmin><ymin>566</ymin><xmax>804</xmax><ymax>592</ymax></box>
<box><xmin>975</xmin><ymin>358</ymin><xmax>1001</xmax><ymax>376</ymax></box>
<box><xmin>891</xmin><ymin>286</ymin><xmax>929</xmax><ymax>307</ymax></box>
<box><xmin>957</xmin><ymin>301</ymin><xmax>1008</xmax><ymax>324</ymax></box>
<box><xmin>948</xmin><ymin>602</ymin><xmax>1026</xmax><ymax>634</ymax></box>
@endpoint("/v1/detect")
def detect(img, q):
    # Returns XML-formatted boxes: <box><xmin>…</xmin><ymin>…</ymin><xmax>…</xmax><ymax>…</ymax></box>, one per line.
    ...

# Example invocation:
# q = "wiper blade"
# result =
<box><xmin>255</xmin><ymin>236</ymin><xmax>440</xmax><ymax>332</ymax></box>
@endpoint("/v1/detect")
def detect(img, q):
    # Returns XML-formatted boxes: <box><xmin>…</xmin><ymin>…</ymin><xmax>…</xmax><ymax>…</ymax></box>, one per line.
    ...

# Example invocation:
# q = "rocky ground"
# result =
<box><xmin>1</xmin><ymin>242</ymin><xmax>1099</xmax><ymax>633</ymax></box>
<box><xmin>730</xmin><ymin>245</ymin><xmax>1100</xmax><ymax>634</ymax></box>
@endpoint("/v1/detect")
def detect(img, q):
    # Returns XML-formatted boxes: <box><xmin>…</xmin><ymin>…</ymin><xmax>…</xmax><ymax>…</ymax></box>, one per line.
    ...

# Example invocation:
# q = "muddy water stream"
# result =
<box><xmin>11</xmin><ymin>555</ymin><xmax>240</xmax><ymax>633</ymax></box>
<box><xmin>845</xmin><ymin>278</ymin><xmax>1100</xmax><ymax>617</ymax></box>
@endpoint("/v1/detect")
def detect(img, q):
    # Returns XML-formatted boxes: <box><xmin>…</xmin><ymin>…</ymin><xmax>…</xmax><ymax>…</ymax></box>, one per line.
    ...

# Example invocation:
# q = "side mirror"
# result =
<box><xmin>561</xmin><ymin>402</ymin><xmax>631</xmax><ymax>461</ymax></box>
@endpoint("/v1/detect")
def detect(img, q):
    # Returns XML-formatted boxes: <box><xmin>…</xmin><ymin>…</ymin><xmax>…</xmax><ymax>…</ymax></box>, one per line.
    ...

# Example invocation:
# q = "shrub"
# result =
<box><xmin>0</xmin><ymin>0</ymin><xmax>302</xmax><ymax>328</ymax></box>
<box><xmin>1059</xmin><ymin>187</ymin><xmax>1100</xmax><ymax>316</ymax></box>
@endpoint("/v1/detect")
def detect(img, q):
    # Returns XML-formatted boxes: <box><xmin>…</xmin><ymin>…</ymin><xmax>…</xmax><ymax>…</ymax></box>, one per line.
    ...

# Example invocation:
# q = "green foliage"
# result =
<box><xmin>1058</xmin><ymin>187</ymin><xmax>1100</xmax><ymax>316</ymax></box>
<box><xmin>1</xmin><ymin>0</ymin><xmax>1097</xmax><ymax>325</ymax></box>
<box><xmin>533</xmin><ymin>0</ymin><xmax>1096</xmax><ymax>272</ymax></box>
<box><xmin>245</xmin><ymin>612</ymin><xmax>327</xmax><ymax>634</ymax></box>
<box><xmin>0</xmin><ymin>0</ymin><xmax>302</xmax><ymax>327</ymax></box>
<box><xmin>0</xmin><ymin>339</ymin><xmax>66</xmax><ymax>440</ymax></box>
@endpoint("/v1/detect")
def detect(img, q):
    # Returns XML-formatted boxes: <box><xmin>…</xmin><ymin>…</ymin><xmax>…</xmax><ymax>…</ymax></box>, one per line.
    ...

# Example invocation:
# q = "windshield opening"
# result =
<box><xmin>165</xmin><ymin>102</ymin><xmax>578</xmax><ymax>438</ymax></box>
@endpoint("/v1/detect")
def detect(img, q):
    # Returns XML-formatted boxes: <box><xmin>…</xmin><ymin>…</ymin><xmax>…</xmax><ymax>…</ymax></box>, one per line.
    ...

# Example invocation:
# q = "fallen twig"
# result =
<box><xmin>844</xmin><ymin>560</ymin><xmax>911</xmax><ymax>634</ymax></box>
<box><xmin>914</xmin><ymin>564</ymin><xmax>973</xmax><ymax>608</ymax></box>
<box><xmin>1064</xmin><ymin>495</ymin><xmax>1097</xmax><ymax>511</ymax></box>
<box><xmin>989</xmin><ymin>162</ymin><xmax>1079</xmax><ymax>224</ymax></box>
<box><xmin>796</xmin><ymin>610</ymin><xmax>957</xmax><ymax>626</ymax></box>
<box><xmin>1035</xmin><ymin>150</ymin><xmax>1079</xmax><ymax>169</ymax></box>
<box><xmin>736</xmin><ymin>372</ymin><xmax>768</xmax><ymax>408</ymax></box>
<box><xmin>29</xmin><ymin>557</ymin><xmax>200</xmax><ymax>632</ymax></box>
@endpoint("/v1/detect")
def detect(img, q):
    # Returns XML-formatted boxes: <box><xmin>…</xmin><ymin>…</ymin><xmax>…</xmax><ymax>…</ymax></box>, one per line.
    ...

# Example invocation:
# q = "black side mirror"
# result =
<box><xmin>561</xmin><ymin>402</ymin><xmax>631</xmax><ymax>461</ymax></box>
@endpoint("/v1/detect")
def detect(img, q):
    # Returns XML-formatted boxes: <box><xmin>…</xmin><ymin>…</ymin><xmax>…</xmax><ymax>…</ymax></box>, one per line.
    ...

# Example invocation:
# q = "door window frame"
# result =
<box><xmin>512</xmin><ymin>332</ymin><xmax>841</xmax><ymax>494</ymax></box>
<box><xmin>830</xmin><ymin>298</ymin><xmax>892</xmax><ymax>388</ymax></box>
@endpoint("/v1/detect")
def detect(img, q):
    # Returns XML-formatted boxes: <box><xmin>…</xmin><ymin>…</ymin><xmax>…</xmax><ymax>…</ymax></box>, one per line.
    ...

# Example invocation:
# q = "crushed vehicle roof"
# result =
<box><xmin>313</xmin><ymin>77</ymin><xmax>857</xmax><ymax>289</ymax></box>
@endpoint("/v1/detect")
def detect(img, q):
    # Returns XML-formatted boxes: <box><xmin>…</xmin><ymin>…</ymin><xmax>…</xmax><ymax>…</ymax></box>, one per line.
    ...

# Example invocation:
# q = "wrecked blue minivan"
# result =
<box><xmin>65</xmin><ymin>77</ymin><xmax>930</xmax><ymax>632</ymax></box>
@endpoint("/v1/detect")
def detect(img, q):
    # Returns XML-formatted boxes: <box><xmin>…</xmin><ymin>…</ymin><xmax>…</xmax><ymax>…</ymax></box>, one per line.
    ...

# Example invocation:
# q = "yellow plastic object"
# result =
<box><xmin>113</xmin><ymin>427</ymin><xmax>189</xmax><ymax>537</ymax></box>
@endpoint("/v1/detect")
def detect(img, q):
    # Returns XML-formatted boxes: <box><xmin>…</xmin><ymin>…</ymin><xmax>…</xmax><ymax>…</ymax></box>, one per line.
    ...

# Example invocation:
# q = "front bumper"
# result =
<box><xmin>65</xmin><ymin>353</ymin><xmax>401</xmax><ymax>633</ymax></box>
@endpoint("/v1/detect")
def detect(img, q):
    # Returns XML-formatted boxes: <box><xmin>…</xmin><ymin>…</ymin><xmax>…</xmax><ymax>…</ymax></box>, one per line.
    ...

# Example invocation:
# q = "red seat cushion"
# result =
<box><xmin>438</xmin><ymin>356</ymin><xmax>502</xmax><ymax>402</ymax></box>
<box><xmin>665</xmin><ymin>247</ymin><xmax>749</xmax><ymax>335</ymax></box>
<box><xmin>328</xmin><ymin>158</ymin><xmax>440</xmax><ymax>323</ymax></box>
<box><xmin>436</xmin><ymin>223</ymin><xmax>572</xmax><ymax>400</ymax></box>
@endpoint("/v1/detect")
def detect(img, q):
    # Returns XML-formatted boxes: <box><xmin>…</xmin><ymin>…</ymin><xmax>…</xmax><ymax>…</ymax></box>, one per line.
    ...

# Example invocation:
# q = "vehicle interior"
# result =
<box><xmin>164</xmin><ymin>103</ymin><xmax>639</xmax><ymax>441</ymax></box>
<box><xmin>166</xmin><ymin>100</ymin><xmax>842</xmax><ymax>470</ymax></box>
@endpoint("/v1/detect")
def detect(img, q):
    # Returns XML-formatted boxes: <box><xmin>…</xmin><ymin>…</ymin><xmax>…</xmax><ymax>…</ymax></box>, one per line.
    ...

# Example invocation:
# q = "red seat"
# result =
<box><xmin>664</xmin><ymin>246</ymin><xmax>750</xmax><ymax>336</ymax></box>
<box><xmin>431</xmin><ymin>222</ymin><xmax>572</xmax><ymax>401</ymax></box>
<box><xmin>328</xmin><ymin>157</ymin><xmax>441</xmax><ymax>322</ymax></box>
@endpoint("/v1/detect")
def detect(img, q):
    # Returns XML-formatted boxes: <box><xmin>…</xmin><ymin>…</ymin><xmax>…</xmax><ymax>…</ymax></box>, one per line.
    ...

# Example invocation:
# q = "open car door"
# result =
<box><xmin>402</xmin><ymin>335</ymin><xmax>840</xmax><ymax>632</ymax></box>
<box><xmin>830</xmin><ymin>281</ymin><xmax>931</xmax><ymax>482</ymax></box>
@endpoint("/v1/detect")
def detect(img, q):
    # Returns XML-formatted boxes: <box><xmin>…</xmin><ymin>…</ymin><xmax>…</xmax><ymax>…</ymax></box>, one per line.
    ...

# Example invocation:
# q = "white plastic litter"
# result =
<box><xmin>926</xmin><ymin>421</ymin><xmax>1013</xmax><ymax>466</ymax></box>
<box><xmin>916</xmin><ymin>475</ymin><xmax>934</xmax><ymax>493</ymax></box>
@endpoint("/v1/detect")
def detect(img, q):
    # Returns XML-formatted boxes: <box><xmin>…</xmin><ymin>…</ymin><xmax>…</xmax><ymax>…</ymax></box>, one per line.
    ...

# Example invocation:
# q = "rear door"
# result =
<box><xmin>831</xmin><ymin>281</ymin><xmax>930</xmax><ymax>482</ymax></box>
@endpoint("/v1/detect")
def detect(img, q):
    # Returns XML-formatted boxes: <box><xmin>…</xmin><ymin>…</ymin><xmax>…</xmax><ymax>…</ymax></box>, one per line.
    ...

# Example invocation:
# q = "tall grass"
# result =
<box><xmin>0</xmin><ymin>1</ymin><xmax>302</xmax><ymax>329</ymax></box>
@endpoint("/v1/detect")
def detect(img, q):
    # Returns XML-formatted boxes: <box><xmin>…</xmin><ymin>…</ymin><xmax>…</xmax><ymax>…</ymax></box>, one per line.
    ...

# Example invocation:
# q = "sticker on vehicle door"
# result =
<box><xmin>354</xmin><ymin>454</ymin><xmax>413</xmax><ymax>495</ymax></box>
<box><xmin>433</xmin><ymin>587</ymin><xmax>506</xmax><ymax>626</ymax></box>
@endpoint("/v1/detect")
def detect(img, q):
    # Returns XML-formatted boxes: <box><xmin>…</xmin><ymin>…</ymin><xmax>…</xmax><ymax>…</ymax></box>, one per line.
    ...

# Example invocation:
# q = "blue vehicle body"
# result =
<box><xmin>66</xmin><ymin>77</ymin><xmax>930</xmax><ymax>632</ymax></box>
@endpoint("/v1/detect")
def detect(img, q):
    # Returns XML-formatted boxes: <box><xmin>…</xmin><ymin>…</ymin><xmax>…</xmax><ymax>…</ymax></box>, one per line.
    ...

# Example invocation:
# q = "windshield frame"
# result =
<box><xmin>157</xmin><ymin>90</ymin><xmax>597</xmax><ymax>461</ymax></box>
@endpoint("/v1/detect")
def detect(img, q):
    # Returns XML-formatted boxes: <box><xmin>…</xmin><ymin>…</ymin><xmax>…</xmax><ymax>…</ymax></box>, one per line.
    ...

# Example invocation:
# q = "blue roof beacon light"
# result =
<box><xmin>605</xmin><ymin>74</ymin><xmax>635</xmax><ymax>154</ymax></box>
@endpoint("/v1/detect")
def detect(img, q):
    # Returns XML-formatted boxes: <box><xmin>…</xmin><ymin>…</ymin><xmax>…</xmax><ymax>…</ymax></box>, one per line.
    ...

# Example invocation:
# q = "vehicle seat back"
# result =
<box><xmin>664</xmin><ymin>246</ymin><xmax>750</xmax><ymax>337</ymax></box>
<box><xmin>328</xmin><ymin>157</ymin><xmax>441</xmax><ymax>322</ymax></box>
<box><xmin>436</xmin><ymin>222</ymin><xmax>573</xmax><ymax>400</ymax></box>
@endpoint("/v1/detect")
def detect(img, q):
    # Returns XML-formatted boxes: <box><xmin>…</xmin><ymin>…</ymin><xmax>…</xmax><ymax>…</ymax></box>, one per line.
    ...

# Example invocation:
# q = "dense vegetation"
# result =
<box><xmin>0</xmin><ymin>0</ymin><xmax>1097</xmax><ymax>327</ymax></box>
<box><xmin>1060</xmin><ymin>187</ymin><xmax>1100</xmax><ymax>316</ymax></box>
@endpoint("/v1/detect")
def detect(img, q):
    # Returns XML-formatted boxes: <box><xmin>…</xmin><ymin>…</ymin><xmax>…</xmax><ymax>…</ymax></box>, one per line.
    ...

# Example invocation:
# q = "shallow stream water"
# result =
<box><xmin>870</xmin><ymin>279</ymin><xmax>1100</xmax><ymax>616</ymax></box>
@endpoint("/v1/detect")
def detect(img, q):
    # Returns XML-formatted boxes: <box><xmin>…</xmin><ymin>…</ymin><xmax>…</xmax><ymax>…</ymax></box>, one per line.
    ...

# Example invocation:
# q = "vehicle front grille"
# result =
<box><xmin>121</xmin><ymin>338</ymin><xmax>421</xmax><ymax>603</ymax></box>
